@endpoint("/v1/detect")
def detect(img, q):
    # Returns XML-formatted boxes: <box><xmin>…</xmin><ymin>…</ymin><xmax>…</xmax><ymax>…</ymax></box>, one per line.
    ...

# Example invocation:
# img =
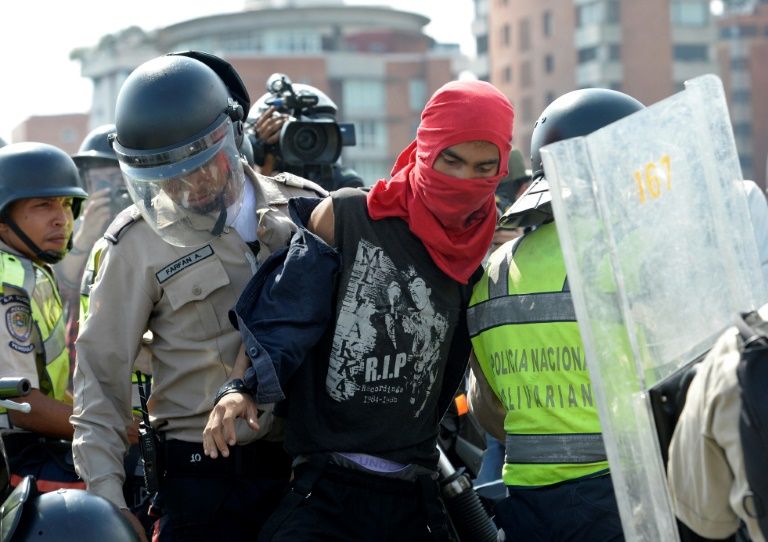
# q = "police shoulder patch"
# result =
<box><xmin>5</xmin><ymin>304</ymin><xmax>32</xmax><ymax>343</ymax></box>
<box><xmin>105</xmin><ymin>206</ymin><xmax>143</xmax><ymax>245</ymax></box>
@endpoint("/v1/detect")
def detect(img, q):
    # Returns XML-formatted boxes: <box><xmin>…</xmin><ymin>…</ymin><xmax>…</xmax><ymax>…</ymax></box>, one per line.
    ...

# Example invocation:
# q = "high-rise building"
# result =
<box><xmin>717</xmin><ymin>0</ymin><xmax>768</xmax><ymax>183</ymax></box>
<box><xmin>487</xmin><ymin>0</ymin><xmax>717</xmax><ymax>163</ymax></box>
<box><xmin>70</xmin><ymin>3</ymin><xmax>464</xmax><ymax>184</ymax></box>
<box><xmin>471</xmin><ymin>0</ymin><xmax>491</xmax><ymax>80</ymax></box>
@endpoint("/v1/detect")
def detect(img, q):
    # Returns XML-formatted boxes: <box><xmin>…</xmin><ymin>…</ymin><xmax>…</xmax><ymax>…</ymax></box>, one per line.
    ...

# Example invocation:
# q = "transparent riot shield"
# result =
<box><xmin>541</xmin><ymin>74</ymin><xmax>766</xmax><ymax>541</ymax></box>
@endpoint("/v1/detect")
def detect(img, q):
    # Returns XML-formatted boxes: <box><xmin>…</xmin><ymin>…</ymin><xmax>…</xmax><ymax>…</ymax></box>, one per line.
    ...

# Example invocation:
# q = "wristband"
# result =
<box><xmin>214</xmin><ymin>378</ymin><xmax>250</xmax><ymax>405</ymax></box>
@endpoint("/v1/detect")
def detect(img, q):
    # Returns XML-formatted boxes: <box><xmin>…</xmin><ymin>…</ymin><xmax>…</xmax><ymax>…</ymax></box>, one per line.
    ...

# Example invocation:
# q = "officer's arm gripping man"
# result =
<box><xmin>467</xmin><ymin>351</ymin><xmax>507</xmax><ymax>443</ymax></box>
<box><xmin>71</xmin><ymin>241</ymin><xmax>154</xmax><ymax>509</ymax></box>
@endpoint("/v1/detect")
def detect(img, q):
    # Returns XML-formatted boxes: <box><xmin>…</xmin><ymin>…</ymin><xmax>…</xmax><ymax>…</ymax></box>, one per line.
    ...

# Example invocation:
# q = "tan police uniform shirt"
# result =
<box><xmin>667</xmin><ymin>303</ymin><xmax>767</xmax><ymax>542</ymax></box>
<box><xmin>71</xmin><ymin>168</ymin><xmax>325</xmax><ymax>508</ymax></box>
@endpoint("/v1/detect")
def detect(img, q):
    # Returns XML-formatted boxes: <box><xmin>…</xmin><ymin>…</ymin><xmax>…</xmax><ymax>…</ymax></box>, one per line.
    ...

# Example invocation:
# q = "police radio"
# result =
<box><xmin>136</xmin><ymin>371</ymin><xmax>162</xmax><ymax>494</ymax></box>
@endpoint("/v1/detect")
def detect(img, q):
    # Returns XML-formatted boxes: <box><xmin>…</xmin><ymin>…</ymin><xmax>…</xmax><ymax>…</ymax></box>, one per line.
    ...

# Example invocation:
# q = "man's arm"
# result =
<box><xmin>8</xmin><ymin>389</ymin><xmax>73</xmax><ymax>439</ymax></box>
<box><xmin>71</xmin><ymin>242</ymin><xmax>154</xmax><ymax>509</ymax></box>
<box><xmin>308</xmin><ymin>196</ymin><xmax>335</xmax><ymax>246</ymax></box>
<box><xmin>467</xmin><ymin>351</ymin><xmax>507</xmax><ymax>442</ymax></box>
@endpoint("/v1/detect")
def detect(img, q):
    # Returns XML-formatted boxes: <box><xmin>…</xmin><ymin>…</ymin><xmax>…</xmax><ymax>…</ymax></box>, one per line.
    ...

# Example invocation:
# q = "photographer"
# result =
<box><xmin>248</xmin><ymin>74</ymin><xmax>364</xmax><ymax>191</ymax></box>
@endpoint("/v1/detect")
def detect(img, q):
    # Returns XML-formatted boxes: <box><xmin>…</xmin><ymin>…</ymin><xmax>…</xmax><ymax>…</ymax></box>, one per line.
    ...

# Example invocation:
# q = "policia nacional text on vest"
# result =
<box><xmin>467</xmin><ymin>222</ymin><xmax>609</xmax><ymax>487</ymax></box>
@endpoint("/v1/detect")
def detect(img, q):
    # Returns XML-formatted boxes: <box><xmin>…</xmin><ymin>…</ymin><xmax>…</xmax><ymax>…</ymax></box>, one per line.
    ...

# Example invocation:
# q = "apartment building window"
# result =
<box><xmin>543</xmin><ymin>11</ymin><xmax>553</xmax><ymax>37</ymax></box>
<box><xmin>519</xmin><ymin>18</ymin><xmax>531</xmax><ymax>52</ymax></box>
<box><xmin>545</xmin><ymin>91</ymin><xmax>556</xmax><ymax>106</ymax></box>
<box><xmin>673</xmin><ymin>44</ymin><xmax>708</xmax><ymax>62</ymax></box>
<box><xmin>733</xmin><ymin>122</ymin><xmax>752</xmax><ymax>138</ymax></box>
<box><xmin>477</xmin><ymin>34</ymin><xmax>489</xmax><ymax>55</ymax></box>
<box><xmin>606</xmin><ymin>0</ymin><xmax>620</xmax><ymax>24</ymax></box>
<box><xmin>355</xmin><ymin>120</ymin><xmax>388</xmax><ymax>150</ymax></box>
<box><xmin>263</xmin><ymin>30</ymin><xmax>321</xmax><ymax>53</ymax></box>
<box><xmin>670</xmin><ymin>0</ymin><xmax>708</xmax><ymax>27</ymax></box>
<box><xmin>576</xmin><ymin>2</ymin><xmax>601</xmax><ymax>27</ymax></box>
<box><xmin>544</xmin><ymin>54</ymin><xmax>555</xmax><ymax>73</ymax></box>
<box><xmin>408</xmin><ymin>80</ymin><xmax>427</xmax><ymax>112</ymax></box>
<box><xmin>731</xmin><ymin>57</ymin><xmax>749</xmax><ymax>70</ymax></box>
<box><xmin>609</xmin><ymin>44</ymin><xmax>621</xmax><ymax>61</ymax></box>
<box><xmin>502</xmin><ymin>24</ymin><xmax>511</xmax><ymax>47</ymax></box>
<box><xmin>503</xmin><ymin>65</ymin><xmax>513</xmax><ymax>83</ymax></box>
<box><xmin>732</xmin><ymin>89</ymin><xmax>751</xmax><ymax>103</ymax></box>
<box><xmin>577</xmin><ymin>46</ymin><xmax>598</xmax><ymax>64</ymax></box>
<box><xmin>521</xmin><ymin>61</ymin><xmax>532</xmax><ymax>88</ymax></box>
<box><xmin>739</xmin><ymin>24</ymin><xmax>757</xmax><ymax>37</ymax></box>
<box><xmin>609</xmin><ymin>81</ymin><xmax>622</xmax><ymax>91</ymax></box>
<box><xmin>343</xmin><ymin>80</ymin><xmax>386</xmax><ymax>114</ymax></box>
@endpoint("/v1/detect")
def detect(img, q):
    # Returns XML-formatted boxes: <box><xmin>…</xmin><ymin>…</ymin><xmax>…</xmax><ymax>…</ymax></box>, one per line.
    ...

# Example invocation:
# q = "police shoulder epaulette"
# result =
<box><xmin>272</xmin><ymin>172</ymin><xmax>329</xmax><ymax>198</ymax></box>
<box><xmin>104</xmin><ymin>206</ymin><xmax>143</xmax><ymax>244</ymax></box>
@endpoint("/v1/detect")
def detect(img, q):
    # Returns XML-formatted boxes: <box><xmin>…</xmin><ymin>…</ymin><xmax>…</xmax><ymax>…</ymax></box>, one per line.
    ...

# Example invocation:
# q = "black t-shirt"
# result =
<box><xmin>283</xmin><ymin>188</ymin><xmax>472</xmax><ymax>469</ymax></box>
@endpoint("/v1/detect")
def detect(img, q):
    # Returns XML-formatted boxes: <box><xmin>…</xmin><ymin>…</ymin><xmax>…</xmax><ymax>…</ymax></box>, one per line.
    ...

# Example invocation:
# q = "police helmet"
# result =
<box><xmin>112</xmin><ymin>52</ymin><xmax>250</xmax><ymax>247</ymax></box>
<box><xmin>72</xmin><ymin>123</ymin><xmax>118</xmax><ymax>166</ymax></box>
<box><xmin>501</xmin><ymin>88</ymin><xmax>644</xmax><ymax>228</ymax></box>
<box><xmin>11</xmin><ymin>487</ymin><xmax>139</xmax><ymax>541</ymax></box>
<box><xmin>0</xmin><ymin>142</ymin><xmax>88</xmax><ymax>220</ymax></box>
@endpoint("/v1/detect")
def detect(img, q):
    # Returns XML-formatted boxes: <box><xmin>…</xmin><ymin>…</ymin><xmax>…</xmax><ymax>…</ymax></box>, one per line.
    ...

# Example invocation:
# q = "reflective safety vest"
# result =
<box><xmin>0</xmin><ymin>251</ymin><xmax>70</xmax><ymax>418</ymax></box>
<box><xmin>467</xmin><ymin>222</ymin><xmax>608</xmax><ymax>487</ymax></box>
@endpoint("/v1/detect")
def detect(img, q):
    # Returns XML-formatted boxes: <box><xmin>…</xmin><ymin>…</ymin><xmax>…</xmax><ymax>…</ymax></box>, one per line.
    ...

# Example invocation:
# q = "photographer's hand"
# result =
<box><xmin>74</xmin><ymin>188</ymin><xmax>113</xmax><ymax>250</ymax></box>
<box><xmin>254</xmin><ymin>106</ymin><xmax>289</xmax><ymax>145</ymax></box>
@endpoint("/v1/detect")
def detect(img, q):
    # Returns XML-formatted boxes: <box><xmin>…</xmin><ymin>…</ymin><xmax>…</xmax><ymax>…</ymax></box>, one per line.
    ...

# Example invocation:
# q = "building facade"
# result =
<box><xmin>717</xmin><ymin>0</ymin><xmax>768</xmax><ymax>183</ymax></box>
<box><xmin>487</xmin><ymin>0</ymin><xmax>719</xmax><ymax>166</ymax></box>
<box><xmin>70</xmin><ymin>3</ymin><xmax>464</xmax><ymax>184</ymax></box>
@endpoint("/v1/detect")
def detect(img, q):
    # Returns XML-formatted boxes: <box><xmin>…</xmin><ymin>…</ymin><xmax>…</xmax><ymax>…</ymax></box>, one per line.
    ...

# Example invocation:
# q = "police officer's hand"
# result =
<box><xmin>254</xmin><ymin>106</ymin><xmax>290</xmax><ymax>145</ymax></box>
<box><xmin>120</xmin><ymin>508</ymin><xmax>149</xmax><ymax>542</ymax></box>
<box><xmin>74</xmin><ymin>188</ymin><xmax>112</xmax><ymax>249</ymax></box>
<box><xmin>202</xmin><ymin>392</ymin><xmax>260</xmax><ymax>459</ymax></box>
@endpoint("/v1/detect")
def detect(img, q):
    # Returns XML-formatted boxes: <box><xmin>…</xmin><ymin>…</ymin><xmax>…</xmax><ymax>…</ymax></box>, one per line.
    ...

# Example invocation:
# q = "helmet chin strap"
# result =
<box><xmin>210</xmin><ymin>193</ymin><xmax>227</xmax><ymax>237</ymax></box>
<box><xmin>6</xmin><ymin>220</ymin><xmax>69</xmax><ymax>264</ymax></box>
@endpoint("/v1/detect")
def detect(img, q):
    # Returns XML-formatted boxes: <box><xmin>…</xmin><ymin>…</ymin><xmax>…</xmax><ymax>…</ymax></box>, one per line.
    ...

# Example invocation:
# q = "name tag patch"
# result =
<box><xmin>156</xmin><ymin>245</ymin><xmax>214</xmax><ymax>284</ymax></box>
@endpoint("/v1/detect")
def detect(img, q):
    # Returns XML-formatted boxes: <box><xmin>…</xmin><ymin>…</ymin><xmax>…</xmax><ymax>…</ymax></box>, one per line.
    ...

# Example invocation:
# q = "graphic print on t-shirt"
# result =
<box><xmin>326</xmin><ymin>239</ymin><xmax>449</xmax><ymax>417</ymax></box>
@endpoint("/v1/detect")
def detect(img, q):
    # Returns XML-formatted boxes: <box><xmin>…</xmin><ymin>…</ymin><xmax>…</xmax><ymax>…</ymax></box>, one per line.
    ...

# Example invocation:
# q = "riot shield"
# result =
<box><xmin>541</xmin><ymin>74</ymin><xmax>766</xmax><ymax>541</ymax></box>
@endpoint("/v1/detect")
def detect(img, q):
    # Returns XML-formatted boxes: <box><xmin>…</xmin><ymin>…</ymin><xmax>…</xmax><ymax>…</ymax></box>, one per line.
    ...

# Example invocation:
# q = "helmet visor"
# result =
<box><xmin>117</xmin><ymin>117</ymin><xmax>245</xmax><ymax>247</ymax></box>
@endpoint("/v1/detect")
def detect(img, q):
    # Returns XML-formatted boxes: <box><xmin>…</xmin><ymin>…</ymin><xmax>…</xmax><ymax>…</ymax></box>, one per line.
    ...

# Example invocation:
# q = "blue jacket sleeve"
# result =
<box><xmin>231</xmin><ymin>197</ymin><xmax>339</xmax><ymax>403</ymax></box>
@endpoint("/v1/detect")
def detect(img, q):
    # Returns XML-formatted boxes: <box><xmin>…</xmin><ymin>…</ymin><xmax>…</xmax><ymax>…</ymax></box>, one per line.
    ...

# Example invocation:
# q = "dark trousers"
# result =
<box><xmin>260</xmin><ymin>462</ymin><xmax>454</xmax><ymax>542</ymax></box>
<box><xmin>155</xmin><ymin>438</ymin><xmax>291</xmax><ymax>542</ymax></box>
<box><xmin>495</xmin><ymin>473</ymin><xmax>625</xmax><ymax>542</ymax></box>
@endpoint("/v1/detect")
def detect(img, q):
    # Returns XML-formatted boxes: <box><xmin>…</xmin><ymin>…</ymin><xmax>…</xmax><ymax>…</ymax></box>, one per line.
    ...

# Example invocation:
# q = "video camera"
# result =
<box><xmin>249</xmin><ymin>73</ymin><xmax>357</xmax><ymax>184</ymax></box>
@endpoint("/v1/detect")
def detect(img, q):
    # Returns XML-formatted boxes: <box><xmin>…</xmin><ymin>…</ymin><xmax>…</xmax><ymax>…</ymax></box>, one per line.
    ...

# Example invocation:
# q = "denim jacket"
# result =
<box><xmin>231</xmin><ymin>197</ymin><xmax>340</xmax><ymax>403</ymax></box>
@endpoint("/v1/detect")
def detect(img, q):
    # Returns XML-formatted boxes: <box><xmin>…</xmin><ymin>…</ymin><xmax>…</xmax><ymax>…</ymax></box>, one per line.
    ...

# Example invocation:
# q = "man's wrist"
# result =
<box><xmin>214</xmin><ymin>378</ymin><xmax>250</xmax><ymax>405</ymax></box>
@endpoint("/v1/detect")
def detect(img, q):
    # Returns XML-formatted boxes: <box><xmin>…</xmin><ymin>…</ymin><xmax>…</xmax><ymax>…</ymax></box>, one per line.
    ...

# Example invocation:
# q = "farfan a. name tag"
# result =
<box><xmin>156</xmin><ymin>245</ymin><xmax>214</xmax><ymax>284</ymax></box>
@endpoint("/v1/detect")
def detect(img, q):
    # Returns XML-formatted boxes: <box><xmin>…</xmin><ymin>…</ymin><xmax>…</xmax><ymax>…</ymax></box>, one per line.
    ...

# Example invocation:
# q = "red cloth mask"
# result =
<box><xmin>367</xmin><ymin>80</ymin><xmax>514</xmax><ymax>284</ymax></box>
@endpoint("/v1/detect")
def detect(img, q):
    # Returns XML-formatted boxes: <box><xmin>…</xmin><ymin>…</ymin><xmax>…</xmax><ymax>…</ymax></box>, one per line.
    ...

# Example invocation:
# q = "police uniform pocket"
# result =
<box><xmin>162</xmin><ymin>256</ymin><xmax>232</xmax><ymax>340</ymax></box>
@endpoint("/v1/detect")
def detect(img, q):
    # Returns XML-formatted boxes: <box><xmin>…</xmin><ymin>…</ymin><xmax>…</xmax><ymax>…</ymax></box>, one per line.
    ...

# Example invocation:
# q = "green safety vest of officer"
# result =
<box><xmin>467</xmin><ymin>88</ymin><xmax>645</xmax><ymax>542</ymax></box>
<box><xmin>0</xmin><ymin>141</ymin><xmax>88</xmax><ymax>491</ymax></box>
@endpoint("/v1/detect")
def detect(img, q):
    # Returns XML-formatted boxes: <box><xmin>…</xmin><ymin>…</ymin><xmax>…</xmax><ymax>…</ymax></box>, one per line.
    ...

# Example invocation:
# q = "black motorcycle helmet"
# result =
<box><xmin>501</xmin><ymin>88</ymin><xmax>644</xmax><ymax>228</ymax></box>
<box><xmin>0</xmin><ymin>143</ymin><xmax>88</xmax><ymax>263</ymax></box>
<box><xmin>111</xmin><ymin>52</ymin><xmax>251</xmax><ymax>247</ymax></box>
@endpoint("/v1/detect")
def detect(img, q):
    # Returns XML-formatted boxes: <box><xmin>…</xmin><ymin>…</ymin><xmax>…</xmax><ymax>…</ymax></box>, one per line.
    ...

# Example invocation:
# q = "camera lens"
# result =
<box><xmin>295</xmin><ymin>127</ymin><xmax>320</xmax><ymax>153</ymax></box>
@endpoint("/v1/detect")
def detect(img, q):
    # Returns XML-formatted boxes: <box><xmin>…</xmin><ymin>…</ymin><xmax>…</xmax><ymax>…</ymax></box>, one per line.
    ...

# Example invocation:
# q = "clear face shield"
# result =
<box><xmin>114</xmin><ymin>116</ymin><xmax>246</xmax><ymax>247</ymax></box>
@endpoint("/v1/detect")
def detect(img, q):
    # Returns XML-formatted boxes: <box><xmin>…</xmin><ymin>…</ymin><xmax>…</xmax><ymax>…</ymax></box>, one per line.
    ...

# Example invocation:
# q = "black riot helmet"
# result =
<box><xmin>501</xmin><ymin>88</ymin><xmax>644</xmax><ymax>228</ymax></box>
<box><xmin>7</xmin><ymin>484</ymin><xmax>138</xmax><ymax>541</ymax></box>
<box><xmin>112</xmin><ymin>52</ymin><xmax>250</xmax><ymax>247</ymax></box>
<box><xmin>73</xmin><ymin>123</ymin><xmax>118</xmax><ymax>166</ymax></box>
<box><xmin>0</xmin><ymin>143</ymin><xmax>88</xmax><ymax>263</ymax></box>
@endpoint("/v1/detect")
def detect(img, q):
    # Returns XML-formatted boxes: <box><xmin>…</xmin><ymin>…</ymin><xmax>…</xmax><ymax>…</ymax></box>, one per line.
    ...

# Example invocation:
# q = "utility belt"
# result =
<box><xmin>159</xmin><ymin>437</ymin><xmax>291</xmax><ymax>481</ymax></box>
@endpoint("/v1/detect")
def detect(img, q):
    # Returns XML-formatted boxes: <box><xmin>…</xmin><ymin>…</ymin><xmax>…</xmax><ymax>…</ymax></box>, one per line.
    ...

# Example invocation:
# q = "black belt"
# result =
<box><xmin>160</xmin><ymin>438</ymin><xmax>291</xmax><ymax>480</ymax></box>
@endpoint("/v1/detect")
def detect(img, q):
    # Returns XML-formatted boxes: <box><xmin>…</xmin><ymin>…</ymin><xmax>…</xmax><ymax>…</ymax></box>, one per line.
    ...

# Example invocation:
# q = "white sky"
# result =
<box><xmin>0</xmin><ymin>0</ymin><xmax>475</xmax><ymax>143</ymax></box>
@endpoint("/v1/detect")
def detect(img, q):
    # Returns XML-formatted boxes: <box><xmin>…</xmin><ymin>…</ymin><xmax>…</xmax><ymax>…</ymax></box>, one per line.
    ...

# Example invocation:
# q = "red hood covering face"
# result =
<box><xmin>367</xmin><ymin>80</ymin><xmax>514</xmax><ymax>284</ymax></box>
